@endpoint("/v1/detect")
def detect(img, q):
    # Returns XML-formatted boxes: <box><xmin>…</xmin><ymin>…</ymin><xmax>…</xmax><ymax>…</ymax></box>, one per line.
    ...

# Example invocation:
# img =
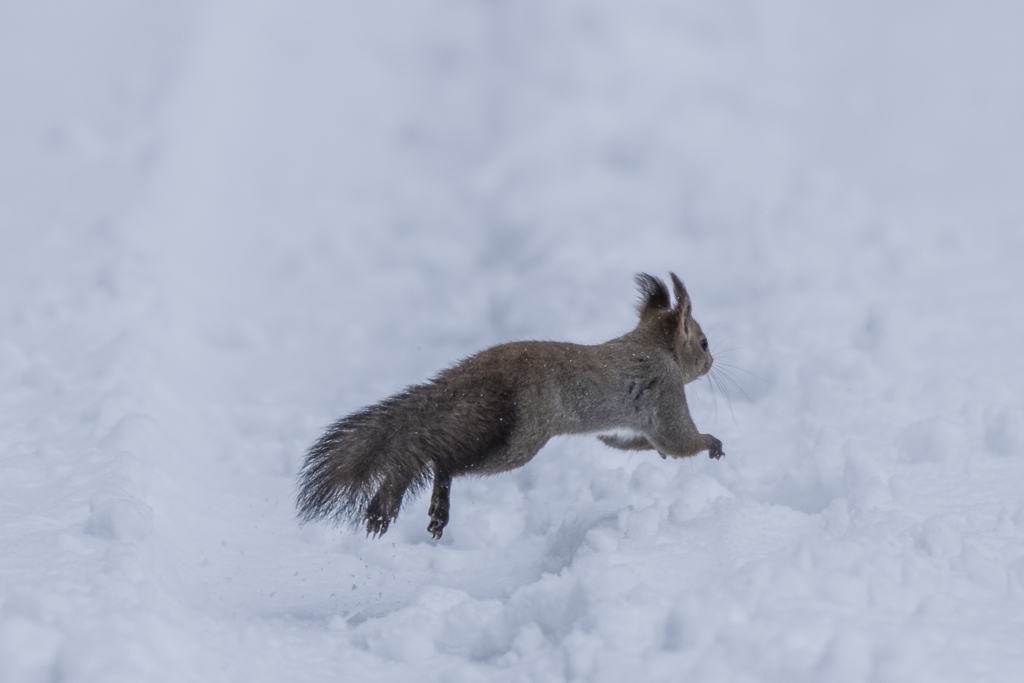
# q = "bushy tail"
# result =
<box><xmin>296</xmin><ymin>389</ymin><xmax>434</xmax><ymax>531</ymax></box>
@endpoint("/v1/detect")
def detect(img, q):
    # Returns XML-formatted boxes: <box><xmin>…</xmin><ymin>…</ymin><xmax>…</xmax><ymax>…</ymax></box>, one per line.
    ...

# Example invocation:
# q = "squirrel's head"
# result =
<box><xmin>634</xmin><ymin>272</ymin><xmax>713</xmax><ymax>383</ymax></box>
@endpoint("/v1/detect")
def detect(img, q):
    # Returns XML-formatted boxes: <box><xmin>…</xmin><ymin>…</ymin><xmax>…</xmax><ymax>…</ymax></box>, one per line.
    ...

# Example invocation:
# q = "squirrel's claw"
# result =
<box><xmin>365</xmin><ymin>515</ymin><xmax>390</xmax><ymax>539</ymax></box>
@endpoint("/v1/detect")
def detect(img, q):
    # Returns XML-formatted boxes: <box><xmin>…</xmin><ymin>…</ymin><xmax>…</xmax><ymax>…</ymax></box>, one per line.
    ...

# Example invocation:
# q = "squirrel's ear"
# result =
<box><xmin>670</xmin><ymin>272</ymin><xmax>692</xmax><ymax>319</ymax></box>
<box><xmin>635</xmin><ymin>273</ymin><xmax>671</xmax><ymax>319</ymax></box>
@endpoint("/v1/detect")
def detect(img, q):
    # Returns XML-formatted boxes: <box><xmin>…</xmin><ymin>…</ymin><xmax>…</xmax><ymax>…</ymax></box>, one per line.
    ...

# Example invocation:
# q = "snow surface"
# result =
<box><xmin>3</xmin><ymin>1</ymin><xmax>1024</xmax><ymax>681</ymax></box>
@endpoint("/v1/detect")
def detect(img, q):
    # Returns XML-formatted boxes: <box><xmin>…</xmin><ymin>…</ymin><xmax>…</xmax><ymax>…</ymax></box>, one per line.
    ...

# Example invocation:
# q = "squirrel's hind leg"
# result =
<box><xmin>365</xmin><ymin>477</ymin><xmax>410</xmax><ymax>538</ymax></box>
<box><xmin>427</xmin><ymin>466</ymin><xmax>452</xmax><ymax>540</ymax></box>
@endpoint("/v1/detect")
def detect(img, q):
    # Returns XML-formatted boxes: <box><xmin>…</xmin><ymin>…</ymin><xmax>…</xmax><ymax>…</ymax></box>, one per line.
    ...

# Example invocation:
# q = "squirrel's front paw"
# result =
<box><xmin>707</xmin><ymin>437</ymin><xmax>724</xmax><ymax>460</ymax></box>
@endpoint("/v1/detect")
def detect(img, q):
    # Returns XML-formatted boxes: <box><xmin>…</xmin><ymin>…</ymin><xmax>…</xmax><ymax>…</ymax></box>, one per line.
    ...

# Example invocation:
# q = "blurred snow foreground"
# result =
<box><xmin>2</xmin><ymin>0</ymin><xmax>1024</xmax><ymax>680</ymax></box>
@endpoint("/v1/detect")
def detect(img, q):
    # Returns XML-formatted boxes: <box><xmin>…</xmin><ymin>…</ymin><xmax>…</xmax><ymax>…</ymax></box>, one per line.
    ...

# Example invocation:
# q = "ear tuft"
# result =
<box><xmin>635</xmin><ymin>273</ymin><xmax>671</xmax><ymax>317</ymax></box>
<box><xmin>669</xmin><ymin>272</ymin><xmax>691</xmax><ymax>318</ymax></box>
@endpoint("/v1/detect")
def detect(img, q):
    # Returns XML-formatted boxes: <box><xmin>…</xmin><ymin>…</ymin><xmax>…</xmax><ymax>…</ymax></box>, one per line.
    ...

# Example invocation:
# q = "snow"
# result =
<box><xmin>2</xmin><ymin>1</ymin><xmax>1023</xmax><ymax>681</ymax></box>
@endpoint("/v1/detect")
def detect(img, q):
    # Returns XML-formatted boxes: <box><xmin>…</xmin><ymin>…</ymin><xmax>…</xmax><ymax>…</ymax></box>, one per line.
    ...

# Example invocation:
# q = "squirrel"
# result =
<box><xmin>297</xmin><ymin>273</ymin><xmax>723</xmax><ymax>539</ymax></box>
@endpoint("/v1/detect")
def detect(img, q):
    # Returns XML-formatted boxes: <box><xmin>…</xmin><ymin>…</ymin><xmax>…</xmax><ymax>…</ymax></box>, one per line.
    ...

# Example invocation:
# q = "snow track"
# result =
<box><xmin>3</xmin><ymin>1</ymin><xmax>1024</xmax><ymax>681</ymax></box>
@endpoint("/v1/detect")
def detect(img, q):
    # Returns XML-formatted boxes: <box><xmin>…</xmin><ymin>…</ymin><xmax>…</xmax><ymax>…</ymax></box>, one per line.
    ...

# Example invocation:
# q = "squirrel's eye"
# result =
<box><xmin>700</xmin><ymin>338</ymin><xmax>708</xmax><ymax>351</ymax></box>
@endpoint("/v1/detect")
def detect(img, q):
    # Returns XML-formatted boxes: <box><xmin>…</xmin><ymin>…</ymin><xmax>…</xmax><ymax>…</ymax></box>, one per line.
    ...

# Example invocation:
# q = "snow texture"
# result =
<box><xmin>3</xmin><ymin>1</ymin><xmax>1024</xmax><ymax>681</ymax></box>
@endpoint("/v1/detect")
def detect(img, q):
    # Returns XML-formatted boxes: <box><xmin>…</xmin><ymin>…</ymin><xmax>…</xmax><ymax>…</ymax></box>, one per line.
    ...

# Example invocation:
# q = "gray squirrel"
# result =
<box><xmin>297</xmin><ymin>273</ymin><xmax>723</xmax><ymax>539</ymax></box>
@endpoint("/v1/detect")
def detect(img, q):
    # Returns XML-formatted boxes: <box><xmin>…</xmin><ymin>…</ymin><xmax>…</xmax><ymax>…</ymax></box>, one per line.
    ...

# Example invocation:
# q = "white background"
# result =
<box><xmin>2</xmin><ymin>1</ymin><xmax>1023</xmax><ymax>681</ymax></box>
